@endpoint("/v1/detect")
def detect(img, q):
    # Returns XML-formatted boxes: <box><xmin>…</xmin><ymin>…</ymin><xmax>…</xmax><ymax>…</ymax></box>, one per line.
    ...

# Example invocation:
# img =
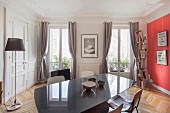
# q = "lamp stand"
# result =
<box><xmin>7</xmin><ymin>51</ymin><xmax>22</xmax><ymax>111</ymax></box>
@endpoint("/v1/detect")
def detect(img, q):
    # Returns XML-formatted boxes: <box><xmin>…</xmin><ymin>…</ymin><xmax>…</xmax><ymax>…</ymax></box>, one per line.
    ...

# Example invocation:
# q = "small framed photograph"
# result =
<box><xmin>141</xmin><ymin>53</ymin><xmax>146</xmax><ymax>59</ymax></box>
<box><xmin>81</xmin><ymin>34</ymin><xmax>98</xmax><ymax>58</ymax></box>
<box><xmin>157</xmin><ymin>31</ymin><xmax>168</xmax><ymax>46</ymax></box>
<box><xmin>157</xmin><ymin>50</ymin><xmax>167</xmax><ymax>65</ymax></box>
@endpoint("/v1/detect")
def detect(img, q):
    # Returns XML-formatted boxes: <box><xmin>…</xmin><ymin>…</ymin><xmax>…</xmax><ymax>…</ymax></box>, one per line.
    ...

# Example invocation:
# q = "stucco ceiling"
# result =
<box><xmin>20</xmin><ymin>0</ymin><xmax>167</xmax><ymax>18</ymax></box>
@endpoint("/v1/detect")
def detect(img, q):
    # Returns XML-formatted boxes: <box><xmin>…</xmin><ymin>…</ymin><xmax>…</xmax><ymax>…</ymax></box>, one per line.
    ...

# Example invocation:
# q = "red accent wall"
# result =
<box><xmin>147</xmin><ymin>14</ymin><xmax>170</xmax><ymax>91</ymax></box>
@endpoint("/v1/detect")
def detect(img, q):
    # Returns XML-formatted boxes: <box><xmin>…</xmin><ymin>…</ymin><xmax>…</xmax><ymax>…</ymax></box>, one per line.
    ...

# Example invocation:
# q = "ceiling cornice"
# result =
<box><xmin>0</xmin><ymin>0</ymin><xmax>42</xmax><ymax>23</ymax></box>
<box><xmin>146</xmin><ymin>1</ymin><xmax>170</xmax><ymax>23</ymax></box>
<box><xmin>44</xmin><ymin>15</ymin><xmax>147</xmax><ymax>24</ymax></box>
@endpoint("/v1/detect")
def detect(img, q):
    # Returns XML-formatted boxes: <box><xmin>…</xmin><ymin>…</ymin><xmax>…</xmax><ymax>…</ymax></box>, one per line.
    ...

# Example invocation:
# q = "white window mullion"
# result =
<box><xmin>118</xmin><ymin>29</ymin><xmax>121</xmax><ymax>75</ymax></box>
<box><xmin>59</xmin><ymin>28</ymin><xmax>62</xmax><ymax>69</ymax></box>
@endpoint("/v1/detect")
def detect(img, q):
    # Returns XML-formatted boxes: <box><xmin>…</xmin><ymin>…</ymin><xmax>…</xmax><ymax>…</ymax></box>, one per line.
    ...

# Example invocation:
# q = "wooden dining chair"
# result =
<box><xmin>47</xmin><ymin>76</ymin><xmax>65</xmax><ymax>85</ymax></box>
<box><xmin>110</xmin><ymin>89</ymin><xmax>143</xmax><ymax>113</ymax></box>
<box><xmin>109</xmin><ymin>104</ymin><xmax>123</xmax><ymax>113</ymax></box>
<box><xmin>122</xmin><ymin>89</ymin><xmax>143</xmax><ymax>113</ymax></box>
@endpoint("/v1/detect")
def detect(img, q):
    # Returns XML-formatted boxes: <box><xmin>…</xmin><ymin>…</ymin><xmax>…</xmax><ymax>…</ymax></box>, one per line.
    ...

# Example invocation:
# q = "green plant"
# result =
<box><xmin>53</xmin><ymin>55</ymin><xmax>70</xmax><ymax>69</ymax></box>
<box><xmin>108</xmin><ymin>58</ymin><xmax>118</xmax><ymax>71</ymax></box>
<box><xmin>120</xmin><ymin>58</ymin><xmax>129</xmax><ymax>70</ymax></box>
<box><xmin>54</xmin><ymin>55</ymin><xmax>59</xmax><ymax>63</ymax></box>
<box><xmin>108</xmin><ymin>58</ymin><xmax>129</xmax><ymax>71</ymax></box>
<box><xmin>62</xmin><ymin>56</ymin><xmax>71</xmax><ymax>69</ymax></box>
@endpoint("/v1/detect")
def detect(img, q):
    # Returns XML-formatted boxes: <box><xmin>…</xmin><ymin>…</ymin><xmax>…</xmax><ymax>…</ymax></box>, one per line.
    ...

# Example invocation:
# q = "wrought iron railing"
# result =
<box><xmin>108</xmin><ymin>62</ymin><xmax>130</xmax><ymax>72</ymax></box>
<box><xmin>50</xmin><ymin>61</ymin><xmax>71</xmax><ymax>71</ymax></box>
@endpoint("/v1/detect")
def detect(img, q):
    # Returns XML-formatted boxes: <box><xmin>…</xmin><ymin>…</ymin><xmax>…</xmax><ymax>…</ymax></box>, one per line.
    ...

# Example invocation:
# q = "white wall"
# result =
<box><xmin>0</xmin><ymin>3</ymin><xmax>4</xmax><ymax>82</ymax></box>
<box><xmin>76</xmin><ymin>22</ymin><xmax>104</xmax><ymax>76</ymax></box>
<box><xmin>0</xmin><ymin>0</ymin><xmax>40</xmax><ymax>102</ymax></box>
<box><xmin>47</xmin><ymin>17</ymin><xmax>147</xmax><ymax>78</ymax></box>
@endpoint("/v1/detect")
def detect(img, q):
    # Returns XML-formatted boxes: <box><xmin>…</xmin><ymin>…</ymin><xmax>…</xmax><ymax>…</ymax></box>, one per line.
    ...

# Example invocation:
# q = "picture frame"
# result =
<box><xmin>81</xmin><ymin>34</ymin><xmax>98</xmax><ymax>58</ymax></box>
<box><xmin>156</xmin><ymin>50</ymin><xmax>167</xmax><ymax>65</ymax></box>
<box><xmin>157</xmin><ymin>31</ymin><xmax>168</xmax><ymax>46</ymax></box>
<box><xmin>141</xmin><ymin>53</ymin><xmax>146</xmax><ymax>59</ymax></box>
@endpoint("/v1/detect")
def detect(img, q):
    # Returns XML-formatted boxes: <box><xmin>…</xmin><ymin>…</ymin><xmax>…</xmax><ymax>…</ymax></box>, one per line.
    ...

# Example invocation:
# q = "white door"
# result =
<box><xmin>8</xmin><ymin>17</ymin><xmax>28</xmax><ymax>97</ymax></box>
<box><xmin>27</xmin><ymin>24</ymin><xmax>38</xmax><ymax>88</ymax></box>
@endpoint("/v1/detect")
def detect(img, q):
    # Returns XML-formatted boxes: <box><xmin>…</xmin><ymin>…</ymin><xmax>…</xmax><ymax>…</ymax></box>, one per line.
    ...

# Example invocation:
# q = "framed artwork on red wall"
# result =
<box><xmin>156</xmin><ymin>50</ymin><xmax>167</xmax><ymax>65</ymax></box>
<box><xmin>157</xmin><ymin>31</ymin><xmax>168</xmax><ymax>46</ymax></box>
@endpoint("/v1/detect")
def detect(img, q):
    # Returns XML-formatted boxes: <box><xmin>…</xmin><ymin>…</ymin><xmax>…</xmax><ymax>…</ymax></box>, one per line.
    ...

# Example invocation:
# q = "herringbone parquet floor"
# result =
<box><xmin>0</xmin><ymin>83</ymin><xmax>170</xmax><ymax>113</ymax></box>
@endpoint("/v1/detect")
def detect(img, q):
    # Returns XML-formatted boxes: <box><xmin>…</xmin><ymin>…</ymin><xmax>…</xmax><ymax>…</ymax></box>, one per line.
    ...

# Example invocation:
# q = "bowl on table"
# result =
<box><xmin>82</xmin><ymin>81</ymin><xmax>96</xmax><ymax>91</ymax></box>
<box><xmin>88</xmin><ymin>78</ymin><xmax>96</xmax><ymax>82</ymax></box>
<box><xmin>98</xmin><ymin>80</ymin><xmax>105</xmax><ymax>87</ymax></box>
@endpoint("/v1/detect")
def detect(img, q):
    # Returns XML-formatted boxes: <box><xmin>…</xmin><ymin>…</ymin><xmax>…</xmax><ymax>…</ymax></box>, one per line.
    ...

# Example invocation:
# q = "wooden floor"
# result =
<box><xmin>0</xmin><ymin>83</ymin><xmax>170</xmax><ymax>113</ymax></box>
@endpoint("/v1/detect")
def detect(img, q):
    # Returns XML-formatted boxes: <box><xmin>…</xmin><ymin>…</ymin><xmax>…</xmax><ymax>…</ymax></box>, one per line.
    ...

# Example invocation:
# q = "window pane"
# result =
<box><xmin>51</xmin><ymin>84</ymin><xmax>59</xmax><ymax>101</ymax></box>
<box><xmin>61</xmin><ymin>29</ymin><xmax>71</xmax><ymax>69</ymax></box>
<box><xmin>61</xmin><ymin>81</ymin><xmax>69</xmax><ymax>101</ymax></box>
<box><xmin>50</xmin><ymin>29</ymin><xmax>60</xmax><ymax>71</ymax></box>
<box><xmin>108</xmin><ymin>29</ymin><xmax>118</xmax><ymax>72</ymax></box>
<box><xmin>120</xmin><ymin>29</ymin><xmax>130</xmax><ymax>72</ymax></box>
<box><xmin>108</xmin><ymin>75</ymin><xmax>117</xmax><ymax>97</ymax></box>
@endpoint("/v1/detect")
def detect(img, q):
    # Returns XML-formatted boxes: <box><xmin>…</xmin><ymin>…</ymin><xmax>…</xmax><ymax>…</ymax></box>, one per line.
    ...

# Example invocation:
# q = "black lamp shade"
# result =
<box><xmin>5</xmin><ymin>38</ymin><xmax>25</xmax><ymax>51</ymax></box>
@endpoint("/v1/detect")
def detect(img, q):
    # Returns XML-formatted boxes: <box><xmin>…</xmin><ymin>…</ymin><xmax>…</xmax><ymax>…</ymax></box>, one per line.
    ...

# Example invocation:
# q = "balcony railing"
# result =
<box><xmin>50</xmin><ymin>61</ymin><xmax>71</xmax><ymax>71</ymax></box>
<box><xmin>108</xmin><ymin>62</ymin><xmax>130</xmax><ymax>72</ymax></box>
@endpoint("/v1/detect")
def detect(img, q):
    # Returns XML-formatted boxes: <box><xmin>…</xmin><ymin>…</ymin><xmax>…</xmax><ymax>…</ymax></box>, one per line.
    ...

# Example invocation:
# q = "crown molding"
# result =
<box><xmin>146</xmin><ymin>1</ymin><xmax>170</xmax><ymax>23</ymax></box>
<box><xmin>0</xmin><ymin>0</ymin><xmax>41</xmax><ymax>23</ymax></box>
<box><xmin>143</xmin><ymin>3</ymin><xmax>164</xmax><ymax>16</ymax></box>
<box><xmin>44</xmin><ymin>15</ymin><xmax>147</xmax><ymax>24</ymax></box>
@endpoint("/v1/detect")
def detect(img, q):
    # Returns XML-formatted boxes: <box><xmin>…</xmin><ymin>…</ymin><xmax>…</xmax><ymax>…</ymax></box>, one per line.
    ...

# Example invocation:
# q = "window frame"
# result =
<box><xmin>108</xmin><ymin>25</ymin><xmax>133</xmax><ymax>76</ymax></box>
<box><xmin>49</xmin><ymin>26</ymin><xmax>71</xmax><ymax>71</ymax></box>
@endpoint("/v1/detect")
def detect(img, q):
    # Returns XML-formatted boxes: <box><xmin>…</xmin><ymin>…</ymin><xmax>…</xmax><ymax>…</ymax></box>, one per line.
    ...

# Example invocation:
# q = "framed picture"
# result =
<box><xmin>156</xmin><ymin>50</ymin><xmax>167</xmax><ymax>65</ymax></box>
<box><xmin>157</xmin><ymin>31</ymin><xmax>168</xmax><ymax>46</ymax></box>
<box><xmin>141</xmin><ymin>53</ymin><xmax>146</xmax><ymax>59</ymax></box>
<box><xmin>81</xmin><ymin>34</ymin><xmax>98</xmax><ymax>58</ymax></box>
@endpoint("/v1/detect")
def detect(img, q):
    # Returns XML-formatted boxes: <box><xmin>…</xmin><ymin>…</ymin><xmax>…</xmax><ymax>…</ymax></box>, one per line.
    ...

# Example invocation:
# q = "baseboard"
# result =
<box><xmin>151</xmin><ymin>83</ymin><xmax>170</xmax><ymax>96</ymax></box>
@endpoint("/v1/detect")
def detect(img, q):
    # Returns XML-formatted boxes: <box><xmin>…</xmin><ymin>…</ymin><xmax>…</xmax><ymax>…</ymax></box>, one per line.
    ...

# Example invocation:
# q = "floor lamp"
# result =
<box><xmin>5</xmin><ymin>38</ymin><xmax>25</xmax><ymax>111</ymax></box>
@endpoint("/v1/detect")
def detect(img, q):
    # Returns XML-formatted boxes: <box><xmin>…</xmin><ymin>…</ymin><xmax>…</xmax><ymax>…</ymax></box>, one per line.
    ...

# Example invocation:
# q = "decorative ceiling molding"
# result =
<box><xmin>44</xmin><ymin>16</ymin><xmax>147</xmax><ymax>25</ymax></box>
<box><xmin>1</xmin><ymin>0</ymin><xmax>169</xmax><ymax>23</ymax></box>
<box><xmin>0</xmin><ymin>0</ymin><xmax>42</xmax><ymax>23</ymax></box>
<box><xmin>146</xmin><ymin>0</ymin><xmax>170</xmax><ymax>23</ymax></box>
<box><xmin>143</xmin><ymin>3</ymin><xmax>164</xmax><ymax>16</ymax></box>
<box><xmin>20</xmin><ymin>0</ymin><xmax>167</xmax><ymax>19</ymax></box>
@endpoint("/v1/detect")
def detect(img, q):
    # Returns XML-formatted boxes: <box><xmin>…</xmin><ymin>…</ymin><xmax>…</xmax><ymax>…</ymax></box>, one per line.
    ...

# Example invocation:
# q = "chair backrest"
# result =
<box><xmin>130</xmin><ymin>89</ymin><xmax>143</xmax><ymax>111</ymax></box>
<box><xmin>109</xmin><ymin>104</ymin><xmax>123</xmax><ymax>113</ymax></box>
<box><xmin>51</xmin><ymin>69</ymin><xmax>70</xmax><ymax>80</ymax></box>
<box><xmin>47</xmin><ymin>76</ymin><xmax>65</xmax><ymax>85</ymax></box>
<box><xmin>81</xmin><ymin>71</ymin><xmax>94</xmax><ymax>78</ymax></box>
<box><xmin>79</xmin><ymin>63</ymin><xmax>100</xmax><ymax>77</ymax></box>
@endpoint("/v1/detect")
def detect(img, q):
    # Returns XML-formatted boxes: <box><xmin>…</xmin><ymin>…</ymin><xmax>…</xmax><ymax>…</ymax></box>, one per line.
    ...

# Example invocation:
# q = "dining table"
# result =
<box><xmin>34</xmin><ymin>73</ymin><xmax>136</xmax><ymax>113</ymax></box>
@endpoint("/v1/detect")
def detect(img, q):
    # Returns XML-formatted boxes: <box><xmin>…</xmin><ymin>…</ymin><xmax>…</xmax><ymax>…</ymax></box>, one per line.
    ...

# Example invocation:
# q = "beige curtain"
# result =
<box><xmin>129</xmin><ymin>22</ymin><xmax>139</xmax><ymax>80</ymax></box>
<box><xmin>68</xmin><ymin>22</ymin><xmax>77</xmax><ymax>79</ymax></box>
<box><xmin>37</xmin><ymin>22</ymin><xmax>49</xmax><ymax>82</ymax></box>
<box><xmin>101</xmin><ymin>22</ymin><xmax>112</xmax><ymax>73</ymax></box>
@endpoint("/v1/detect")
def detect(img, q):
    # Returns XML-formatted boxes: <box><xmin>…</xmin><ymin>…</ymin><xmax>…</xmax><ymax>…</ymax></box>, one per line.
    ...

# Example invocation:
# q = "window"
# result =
<box><xmin>49</xmin><ymin>27</ymin><xmax>72</xmax><ymax>71</ymax></box>
<box><xmin>108</xmin><ymin>26</ymin><xmax>131</xmax><ymax>74</ymax></box>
